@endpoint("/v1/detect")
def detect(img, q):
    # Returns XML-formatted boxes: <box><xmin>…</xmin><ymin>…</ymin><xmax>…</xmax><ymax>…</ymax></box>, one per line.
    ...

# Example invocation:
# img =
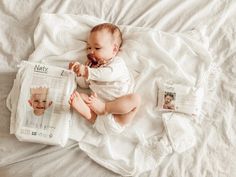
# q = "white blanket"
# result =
<box><xmin>28</xmin><ymin>13</ymin><xmax>214</xmax><ymax>176</ymax></box>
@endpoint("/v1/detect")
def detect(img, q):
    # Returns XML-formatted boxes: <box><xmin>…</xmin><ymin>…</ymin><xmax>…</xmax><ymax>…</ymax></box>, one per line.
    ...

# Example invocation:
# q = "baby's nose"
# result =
<box><xmin>38</xmin><ymin>102</ymin><xmax>44</xmax><ymax>106</ymax></box>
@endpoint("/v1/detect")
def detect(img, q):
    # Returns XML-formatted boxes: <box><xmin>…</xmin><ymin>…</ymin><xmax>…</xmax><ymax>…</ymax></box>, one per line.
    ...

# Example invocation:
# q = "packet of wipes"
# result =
<box><xmin>157</xmin><ymin>80</ymin><xmax>204</xmax><ymax>117</ymax></box>
<box><xmin>7</xmin><ymin>61</ymin><xmax>76</xmax><ymax>146</ymax></box>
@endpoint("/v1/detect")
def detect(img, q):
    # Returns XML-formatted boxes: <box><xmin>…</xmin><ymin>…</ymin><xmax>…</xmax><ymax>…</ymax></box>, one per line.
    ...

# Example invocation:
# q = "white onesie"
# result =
<box><xmin>76</xmin><ymin>56</ymin><xmax>134</xmax><ymax>134</ymax></box>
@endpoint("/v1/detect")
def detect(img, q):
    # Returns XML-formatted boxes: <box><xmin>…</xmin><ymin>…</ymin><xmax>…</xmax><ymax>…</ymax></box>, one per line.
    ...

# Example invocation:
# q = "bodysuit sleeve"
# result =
<box><xmin>87</xmin><ymin>57</ymin><xmax>129</xmax><ymax>82</ymax></box>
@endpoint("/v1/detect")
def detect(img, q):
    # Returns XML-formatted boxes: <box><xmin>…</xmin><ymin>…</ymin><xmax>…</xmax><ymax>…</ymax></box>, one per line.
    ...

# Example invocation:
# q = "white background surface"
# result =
<box><xmin>0</xmin><ymin>0</ymin><xmax>236</xmax><ymax>177</ymax></box>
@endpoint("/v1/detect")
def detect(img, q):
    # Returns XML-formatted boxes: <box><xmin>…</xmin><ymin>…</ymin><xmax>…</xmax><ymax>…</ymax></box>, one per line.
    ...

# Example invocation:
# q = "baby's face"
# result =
<box><xmin>164</xmin><ymin>95</ymin><xmax>173</xmax><ymax>104</ymax></box>
<box><xmin>29</xmin><ymin>90</ymin><xmax>51</xmax><ymax>116</ymax></box>
<box><xmin>87</xmin><ymin>30</ymin><xmax>117</xmax><ymax>62</ymax></box>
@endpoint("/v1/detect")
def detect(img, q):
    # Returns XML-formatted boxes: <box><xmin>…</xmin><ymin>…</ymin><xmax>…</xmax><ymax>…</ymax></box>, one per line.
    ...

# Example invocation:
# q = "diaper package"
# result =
<box><xmin>7</xmin><ymin>61</ymin><xmax>76</xmax><ymax>146</ymax></box>
<box><xmin>157</xmin><ymin>80</ymin><xmax>204</xmax><ymax>117</ymax></box>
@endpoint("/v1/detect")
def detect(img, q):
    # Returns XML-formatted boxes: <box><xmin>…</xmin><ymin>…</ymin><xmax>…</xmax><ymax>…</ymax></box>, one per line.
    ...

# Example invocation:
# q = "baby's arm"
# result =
<box><xmin>87</xmin><ymin>58</ymin><xmax>128</xmax><ymax>82</ymax></box>
<box><xmin>87</xmin><ymin>64</ymin><xmax>125</xmax><ymax>82</ymax></box>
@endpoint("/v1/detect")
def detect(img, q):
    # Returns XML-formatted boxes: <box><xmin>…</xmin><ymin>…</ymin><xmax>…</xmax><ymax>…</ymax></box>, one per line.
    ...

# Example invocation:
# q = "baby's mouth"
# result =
<box><xmin>87</xmin><ymin>54</ymin><xmax>98</xmax><ymax>64</ymax></box>
<box><xmin>36</xmin><ymin>106</ymin><xmax>45</xmax><ymax>110</ymax></box>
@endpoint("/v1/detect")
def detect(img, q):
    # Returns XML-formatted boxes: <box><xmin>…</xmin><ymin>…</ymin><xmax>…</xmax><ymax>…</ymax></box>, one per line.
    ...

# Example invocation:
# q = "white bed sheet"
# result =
<box><xmin>0</xmin><ymin>0</ymin><xmax>236</xmax><ymax>177</ymax></box>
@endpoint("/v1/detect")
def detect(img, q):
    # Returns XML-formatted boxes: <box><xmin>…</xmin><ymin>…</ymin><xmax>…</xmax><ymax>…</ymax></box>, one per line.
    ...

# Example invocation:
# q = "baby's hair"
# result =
<box><xmin>91</xmin><ymin>23</ymin><xmax>123</xmax><ymax>49</ymax></box>
<box><xmin>164</xmin><ymin>92</ymin><xmax>175</xmax><ymax>99</ymax></box>
<box><xmin>29</xmin><ymin>86</ymin><xmax>52</xmax><ymax>101</ymax></box>
<box><xmin>30</xmin><ymin>86</ymin><xmax>49</xmax><ymax>95</ymax></box>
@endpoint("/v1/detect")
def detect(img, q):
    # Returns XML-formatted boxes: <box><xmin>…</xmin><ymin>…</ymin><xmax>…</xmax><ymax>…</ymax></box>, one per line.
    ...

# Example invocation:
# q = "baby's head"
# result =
<box><xmin>164</xmin><ymin>92</ymin><xmax>174</xmax><ymax>104</ymax></box>
<box><xmin>87</xmin><ymin>23</ymin><xmax>123</xmax><ymax>63</ymax></box>
<box><xmin>28</xmin><ymin>86</ymin><xmax>52</xmax><ymax>116</ymax></box>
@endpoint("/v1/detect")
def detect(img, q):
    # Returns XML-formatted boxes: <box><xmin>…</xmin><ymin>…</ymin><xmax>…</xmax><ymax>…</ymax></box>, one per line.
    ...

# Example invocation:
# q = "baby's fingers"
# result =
<box><xmin>69</xmin><ymin>62</ymin><xmax>74</xmax><ymax>69</ymax></box>
<box><xmin>74</xmin><ymin>65</ymin><xmax>80</xmax><ymax>73</ymax></box>
<box><xmin>70</xmin><ymin>62</ymin><xmax>80</xmax><ymax>71</ymax></box>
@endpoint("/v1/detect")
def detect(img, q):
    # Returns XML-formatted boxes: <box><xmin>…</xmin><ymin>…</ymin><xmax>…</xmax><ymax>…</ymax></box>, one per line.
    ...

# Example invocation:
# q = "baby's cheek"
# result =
<box><xmin>44</xmin><ymin>103</ymin><xmax>50</xmax><ymax>109</ymax></box>
<box><xmin>32</xmin><ymin>103</ymin><xmax>38</xmax><ymax>109</ymax></box>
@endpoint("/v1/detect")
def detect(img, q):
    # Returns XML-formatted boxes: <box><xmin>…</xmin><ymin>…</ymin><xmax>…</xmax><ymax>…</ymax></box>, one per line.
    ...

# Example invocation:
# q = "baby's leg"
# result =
<box><xmin>89</xmin><ymin>93</ymin><xmax>140</xmax><ymax>114</ymax></box>
<box><xmin>114</xmin><ymin>107</ymin><xmax>138</xmax><ymax>126</ymax></box>
<box><xmin>112</xmin><ymin>94</ymin><xmax>141</xmax><ymax>126</ymax></box>
<box><xmin>107</xmin><ymin>94</ymin><xmax>141</xmax><ymax>115</ymax></box>
<box><xmin>70</xmin><ymin>91</ymin><xmax>92</xmax><ymax>120</ymax></box>
<box><xmin>114</xmin><ymin>94</ymin><xmax>141</xmax><ymax>125</ymax></box>
<box><xmin>88</xmin><ymin>93</ymin><xmax>141</xmax><ymax>125</ymax></box>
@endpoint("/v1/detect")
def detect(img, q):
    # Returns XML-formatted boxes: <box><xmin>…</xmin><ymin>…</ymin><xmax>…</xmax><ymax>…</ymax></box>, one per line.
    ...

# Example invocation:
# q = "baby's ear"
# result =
<box><xmin>48</xmin><ymin>101</ymin><xmax>53</xmax><ymax>107</ymax></box>
<box><xmin>113</xmin><ymin>44</ymin><xmax>119</xmax><ymax>53</ymax></box>
<box><xmin>28</xmin><ymin>100</ymin><xmax>32</xmax><ymax>107</ymax></box>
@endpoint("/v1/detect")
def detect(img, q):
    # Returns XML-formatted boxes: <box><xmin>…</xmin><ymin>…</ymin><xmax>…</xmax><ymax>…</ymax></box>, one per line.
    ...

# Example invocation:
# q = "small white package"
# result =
<box><xmin>7</xmin><ymin>61</ymin><xmax>76</xmax><ymax>146</ymax></box>
<box><xmin>157</xmin><ymin>81</ymin><xmax>204</xmax><ymax>117</ymax></box>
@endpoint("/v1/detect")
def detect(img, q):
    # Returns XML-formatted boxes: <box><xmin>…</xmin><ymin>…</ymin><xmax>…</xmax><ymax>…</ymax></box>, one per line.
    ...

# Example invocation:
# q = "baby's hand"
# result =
<box><xmin>69</xmin><ymin>61</ymin><xmax>82</xmax><ymax>76</ymax></box>
<box><xmin>69</xmin><ymin>61</ymin><xmax>80</xmax><ymax>70</ymax></box>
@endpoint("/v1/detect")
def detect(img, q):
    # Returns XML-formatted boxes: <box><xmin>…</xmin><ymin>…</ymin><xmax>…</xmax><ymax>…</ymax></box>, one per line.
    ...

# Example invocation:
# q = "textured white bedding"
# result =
<box><xmin>0</xmin><ymin>0</ymin><xmax>236</xmax><ymax>177</ymax></box>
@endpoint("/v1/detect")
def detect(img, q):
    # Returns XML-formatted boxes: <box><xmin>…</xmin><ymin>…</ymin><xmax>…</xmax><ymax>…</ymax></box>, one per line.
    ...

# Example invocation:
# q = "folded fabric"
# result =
<box><xmin>162</xmin><ymin>112</ymin><xmax>196</xmax><ymax>153</ymax></box>
<box><xmin>6</xmin><ymin>61</ymin><xmax>76</xmax><ymax>146</ymax></box>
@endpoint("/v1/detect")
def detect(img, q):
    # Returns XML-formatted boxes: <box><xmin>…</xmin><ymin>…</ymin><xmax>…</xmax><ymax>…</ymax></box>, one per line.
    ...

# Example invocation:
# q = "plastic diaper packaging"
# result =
<box><xmin>6</xmin><ymin>61</ymin><xmax>76</xmax><ymax>146</ymax></box>
<box><xmin>157</xmin><ymin>80</ymin><xmax>204</xmax><ymax>117</ymax></box>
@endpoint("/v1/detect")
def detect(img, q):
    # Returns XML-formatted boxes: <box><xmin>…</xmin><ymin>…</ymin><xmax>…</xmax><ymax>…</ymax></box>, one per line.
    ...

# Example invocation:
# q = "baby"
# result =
<box><xmin>25</xmin><ymin>86</ymin><xmax>52</xmax><ymax>129</ymax></box>
<box><xmin>69</xmin><ymin>23</ymin><xmax>141</xmax><ymax>134</ymax></box>
<box><xmin>28</xmin><ymin>87</ymin><xmax>52</xmax><ymax>116</ymax></box>
<box><xmin>163</xmin><ymin>92</ymin><xmax>175</xmax><ymax>110</ymax></box>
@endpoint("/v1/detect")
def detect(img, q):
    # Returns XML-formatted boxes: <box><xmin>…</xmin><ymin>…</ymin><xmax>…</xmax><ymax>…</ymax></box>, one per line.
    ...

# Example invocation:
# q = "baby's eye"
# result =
<box><xmin>87</xmin><ymin>47</ymin><xmax>91</xmax><ymax>50</ymax></box>
<box><xmin>34</xmin><ymin>100</ymin><xmax>39</xmax><ymax>103</ymax></box>
<box><xmin>95</xmin><ymin>48</ymin><xmax>101</xmax><ymax>50</ymax></box>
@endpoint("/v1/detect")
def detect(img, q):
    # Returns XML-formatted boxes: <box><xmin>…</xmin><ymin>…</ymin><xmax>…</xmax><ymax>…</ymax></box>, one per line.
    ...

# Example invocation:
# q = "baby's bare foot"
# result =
<box><xmin>69</xmin><ymin>91</ymin><xmax>91</xmax><ymax>119</ymax></box>
<box><xmin>88</xmin><ymin>93</ymin><xmax>106</xmax><ymax>115</ymax></box>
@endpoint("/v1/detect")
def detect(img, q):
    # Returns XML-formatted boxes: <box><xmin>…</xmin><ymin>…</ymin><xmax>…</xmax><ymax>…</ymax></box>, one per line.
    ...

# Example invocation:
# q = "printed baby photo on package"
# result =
<box><xmin>162</xmin><ymin>91</ymin><xmax>176</xmax><ymax>110</ymax></box>
<box><xmin>24</xmin><ymin>86</ymin><xmax>53</xmax><ymax>130</ymax></box>
<box><xmin>156</xmin><ymin>80</ymin><xmax>204</xmax><ymax>117</ymax></box>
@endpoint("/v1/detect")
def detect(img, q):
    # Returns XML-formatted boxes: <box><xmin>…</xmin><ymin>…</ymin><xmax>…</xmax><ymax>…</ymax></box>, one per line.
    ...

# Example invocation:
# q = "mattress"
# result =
<box><xmin>0</xmin><ymin>0</ymin><xmax>236</xmax><ymax>177</ymax></box>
